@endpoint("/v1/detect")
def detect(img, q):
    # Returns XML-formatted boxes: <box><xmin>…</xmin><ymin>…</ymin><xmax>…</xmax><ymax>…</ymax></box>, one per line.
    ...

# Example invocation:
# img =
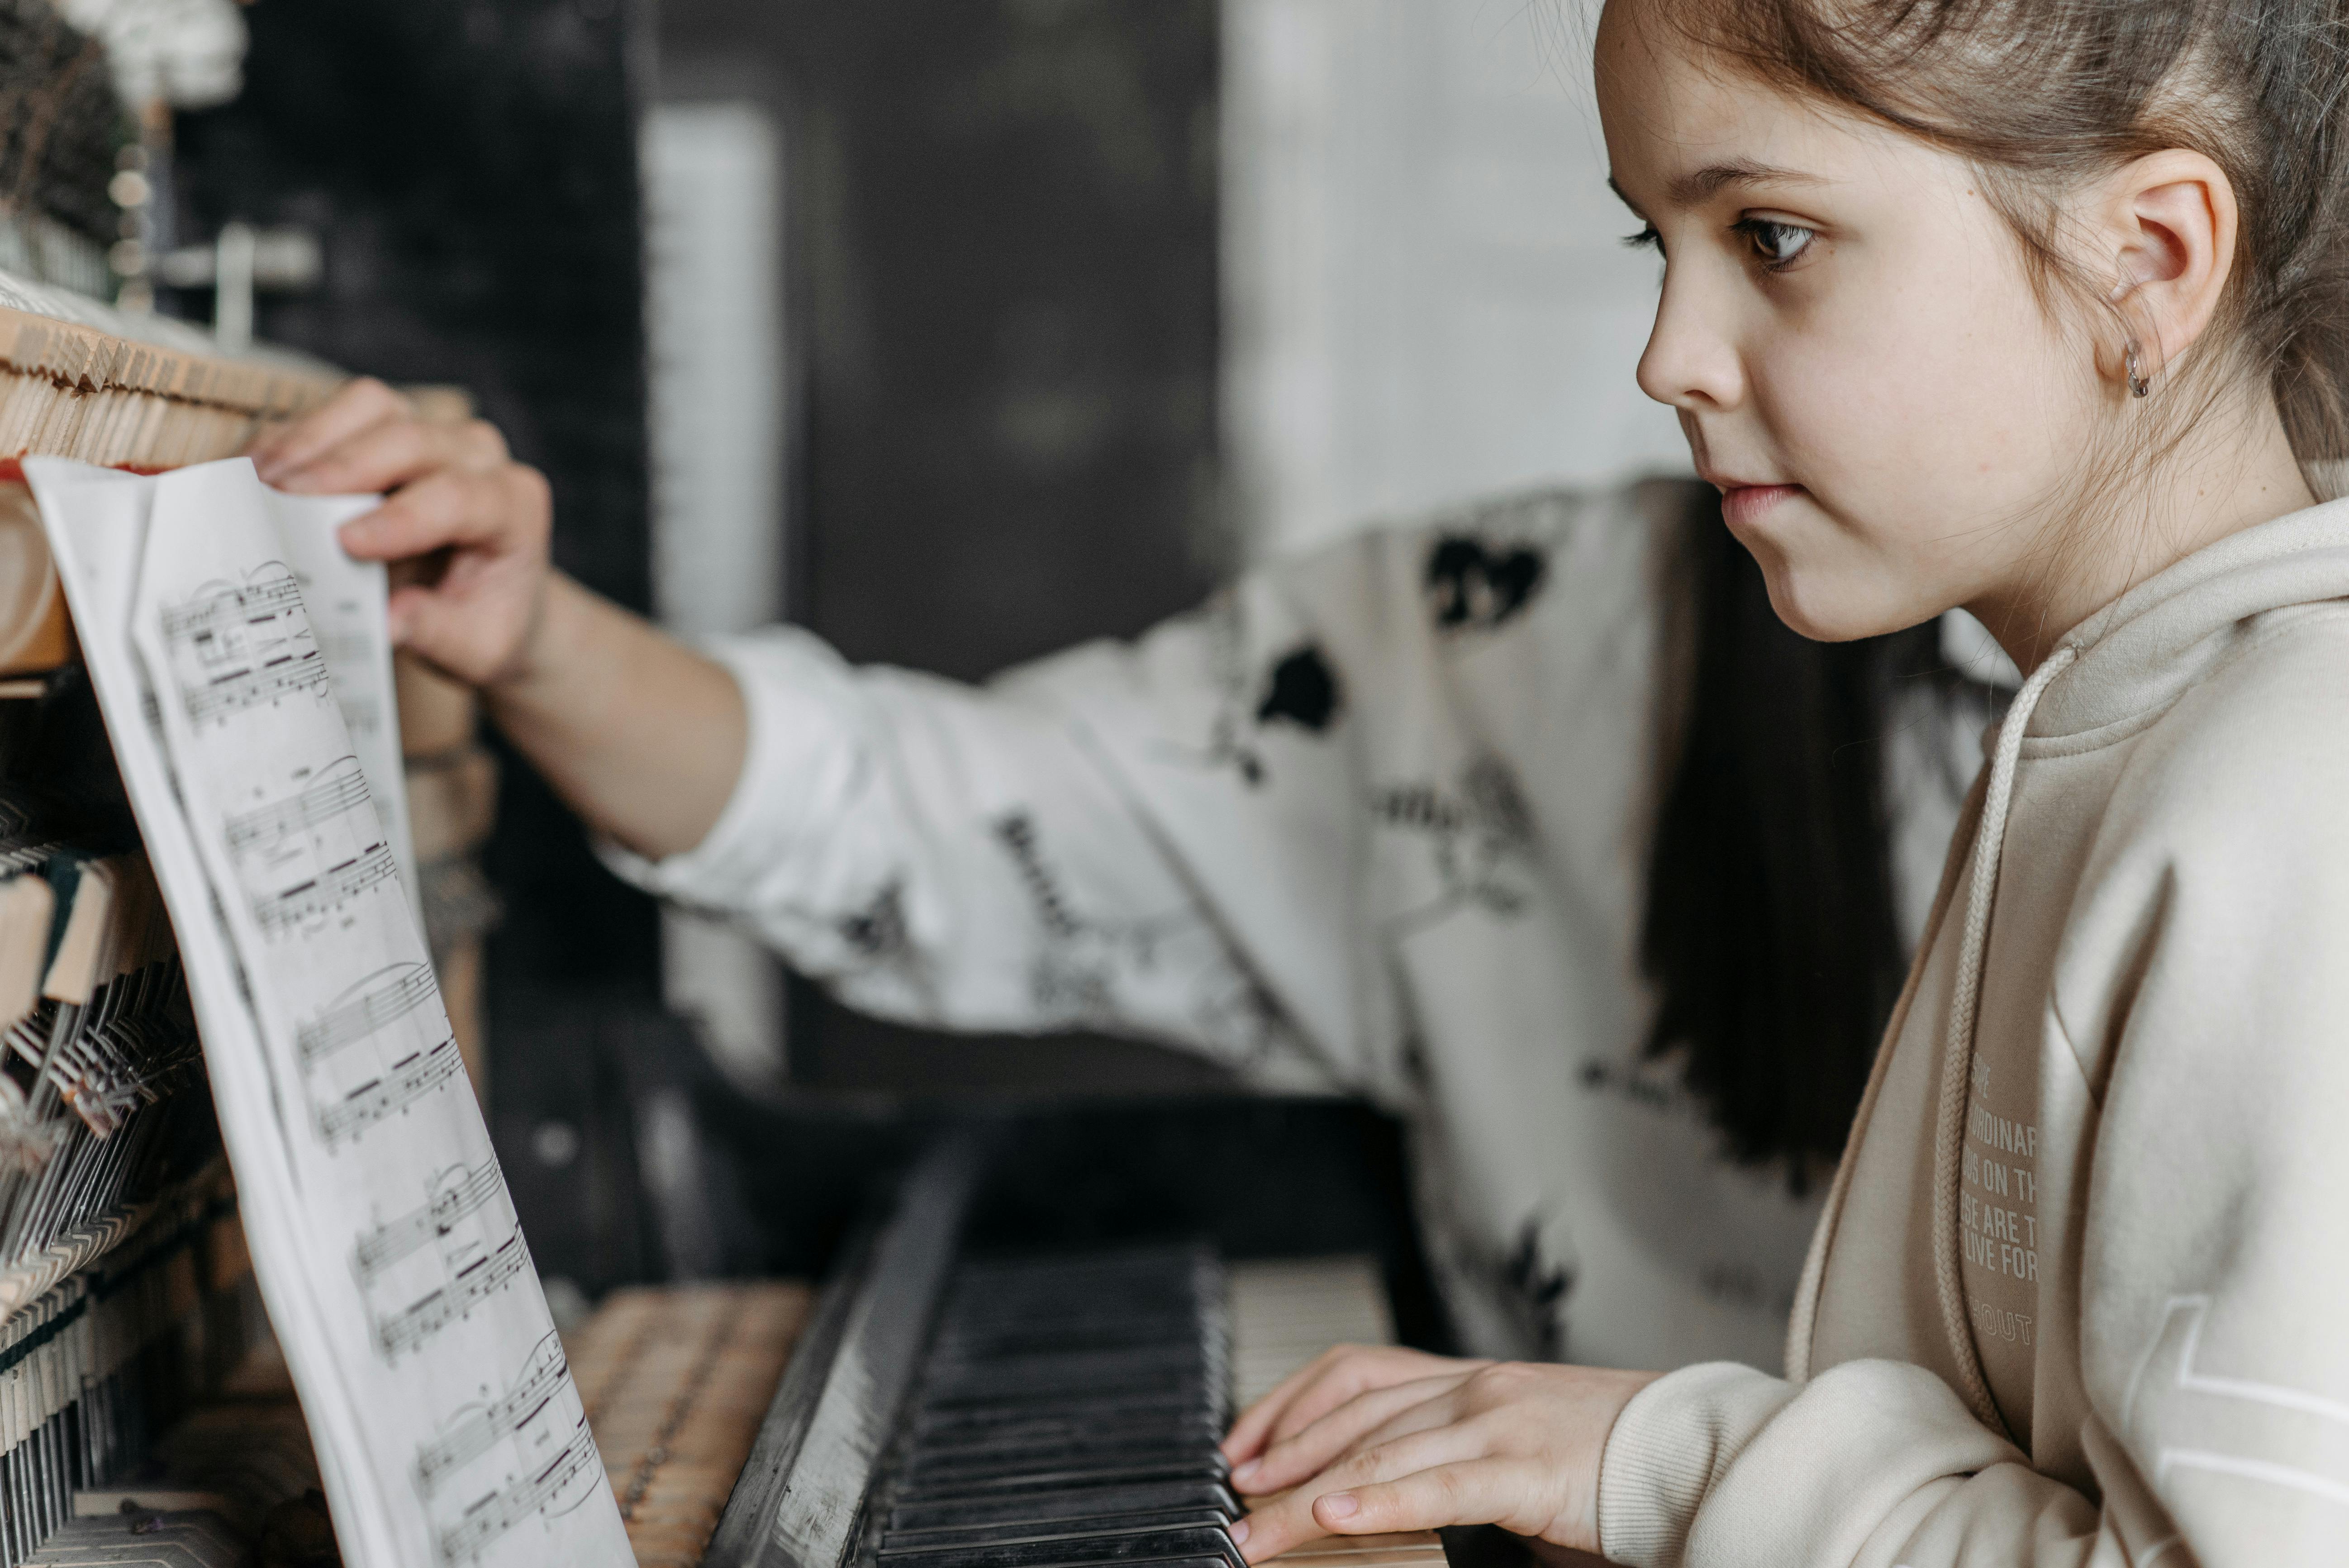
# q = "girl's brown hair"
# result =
<box><xmin>1653</xmin><ymin>0</ymin><xmax>2349</xmax><ymax>470</ymax></box>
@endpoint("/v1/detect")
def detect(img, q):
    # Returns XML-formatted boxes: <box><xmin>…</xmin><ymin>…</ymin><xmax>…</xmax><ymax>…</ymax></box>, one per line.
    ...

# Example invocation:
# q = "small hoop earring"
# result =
<box><xmin>2125</xmin><ymin>339</ymin><xmax>2151</xmax><ymax>398</ymax></box>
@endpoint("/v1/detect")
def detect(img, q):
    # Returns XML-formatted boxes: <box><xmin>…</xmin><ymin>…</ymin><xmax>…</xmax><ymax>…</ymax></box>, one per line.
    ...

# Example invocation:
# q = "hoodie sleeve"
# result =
<box><xmin>1597</xmin><ymin>1359</ymin><xmax>2122</xmax><ymax>1568</ymax></box>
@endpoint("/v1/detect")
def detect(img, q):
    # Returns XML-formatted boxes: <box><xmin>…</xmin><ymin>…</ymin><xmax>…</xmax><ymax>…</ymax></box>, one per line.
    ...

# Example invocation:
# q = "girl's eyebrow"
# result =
<box><xmin>1612</xmin><ymin>159</ymin><xmax>1829</xmax><ymax>212</ymax></box>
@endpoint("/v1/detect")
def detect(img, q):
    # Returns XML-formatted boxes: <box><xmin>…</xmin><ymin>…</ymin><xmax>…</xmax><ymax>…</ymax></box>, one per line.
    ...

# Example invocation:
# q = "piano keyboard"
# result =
<box><xmin>872</xmin><ymin>1246</ymin><xmax>1241</xmax><ymax>1568</ymax></box>
<box><xmin>1225</xmin><ymin>1259</ymin><xmax>1394</xmax><ymax>1409</ymax></box>
<box><xmin>567</xmin><ymin>1147</ymin><xmax>1444</xmax><ymax>1568</ymax></box>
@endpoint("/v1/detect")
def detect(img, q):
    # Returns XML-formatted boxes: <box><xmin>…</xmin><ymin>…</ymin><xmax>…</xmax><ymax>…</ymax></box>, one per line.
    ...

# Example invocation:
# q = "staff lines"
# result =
<box><xmin>356</xmin><ymin>1159</ymin><xmax>503</xmax><ymax>1288</ymax></box>
<box><xmin>225</xmin><ymin>758</ymin><xmax>373</xmax><ymax>859</ymax></box>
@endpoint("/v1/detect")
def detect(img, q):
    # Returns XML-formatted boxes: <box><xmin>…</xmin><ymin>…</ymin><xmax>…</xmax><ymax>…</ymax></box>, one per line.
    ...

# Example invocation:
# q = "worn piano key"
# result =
<box><xmin>903</xmin><ymin>1441</ymin><xmax>1227</xmax><ymax>1488</ymax></box>
<box><xmin>884</xmin><ymin>1506</ymin><xmax>1237</xmax><ymax>1550</ymax></box>
<box><xmin>907</xmin><ymin>1416</ymin><xmax>1226</xmax><ymax>1466</ymax></box>
<box><xmin>888</xmin><ymin>1478</ymin><xmax>1240</xmax><ymax>1534</ymax></box>
<box><xmin>875</xmin><ymin>1522</ymin><xmax>1247</xmax><ymax>1568</ymax></box>
<box><xmin>913</xmin><ymin>1383</ymin><xmax>1210</xmax><ymax>1427</ymax></box>
<box><xmin>892</xmin><ymin>1457</ymin><xmax>1234</xmax><ymax>1506</ymax></box>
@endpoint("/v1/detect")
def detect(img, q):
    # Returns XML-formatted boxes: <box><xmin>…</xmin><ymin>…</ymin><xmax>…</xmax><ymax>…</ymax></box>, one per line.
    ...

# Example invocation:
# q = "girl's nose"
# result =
<box><xmin>1636</xmin><ymin>271</ymin><xmax>1744</xmax><ymax>413</ymax></box>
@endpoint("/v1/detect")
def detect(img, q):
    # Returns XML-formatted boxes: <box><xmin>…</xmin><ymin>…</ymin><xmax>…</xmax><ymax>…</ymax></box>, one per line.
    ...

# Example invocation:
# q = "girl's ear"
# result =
<box><xmin>2102</xmin><ymin>149</ymin><xmax>2240</xmax><ymax>391</ymax></box>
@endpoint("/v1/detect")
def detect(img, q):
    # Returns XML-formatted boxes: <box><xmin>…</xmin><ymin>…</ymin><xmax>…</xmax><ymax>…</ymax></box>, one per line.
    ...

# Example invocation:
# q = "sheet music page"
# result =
<box><xmin>28</xmin><ymin>456</ymin><xmax>630</xmax><ymax>1568</ymax></box>
<box><xmin>270</xmin><ymin>488</ymin><xmax>423</xmax><ymax>932</ymax></box>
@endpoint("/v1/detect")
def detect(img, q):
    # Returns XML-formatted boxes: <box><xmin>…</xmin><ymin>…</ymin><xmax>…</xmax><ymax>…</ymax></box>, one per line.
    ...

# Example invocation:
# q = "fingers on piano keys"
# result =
<box><xmin>568</xmin><ymin>1251</ymin><xmax>1444</xmax><ymax>1568</ymax></box>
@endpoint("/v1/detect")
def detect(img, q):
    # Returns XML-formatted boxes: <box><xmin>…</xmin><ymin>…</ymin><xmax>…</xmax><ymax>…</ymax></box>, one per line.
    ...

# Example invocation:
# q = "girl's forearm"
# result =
<box><xmin>482</xmin><ymin>572</ymin><xmax>748</xmax><ymax>861</ymax></box>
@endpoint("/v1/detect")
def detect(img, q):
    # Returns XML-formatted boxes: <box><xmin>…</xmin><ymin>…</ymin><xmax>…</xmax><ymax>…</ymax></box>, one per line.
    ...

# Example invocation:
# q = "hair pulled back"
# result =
<box><xmin>1653</xmin><ymin>0</ymin><xmax>2349</xmax><ymax>469</ymax></box>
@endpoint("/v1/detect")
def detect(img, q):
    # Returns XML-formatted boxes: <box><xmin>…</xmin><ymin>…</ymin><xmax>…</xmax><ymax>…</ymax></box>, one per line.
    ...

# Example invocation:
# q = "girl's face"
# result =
<box><xmin>1596</xmin><ymin>2</ymin><xmax>2101</xmax><ymax>642</ymax></box>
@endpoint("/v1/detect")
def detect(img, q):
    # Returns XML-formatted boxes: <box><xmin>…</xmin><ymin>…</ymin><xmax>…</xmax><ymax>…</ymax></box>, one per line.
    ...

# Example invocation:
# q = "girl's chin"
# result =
<box><xmin>1761</xmin><ymin>574</ymin><xmax>1924</xmax><ymax>644</ymax></box>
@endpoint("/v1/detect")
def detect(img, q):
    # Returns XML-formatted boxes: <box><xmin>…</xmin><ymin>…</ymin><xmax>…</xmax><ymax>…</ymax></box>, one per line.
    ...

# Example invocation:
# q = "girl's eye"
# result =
<box><xmin>1622</xmin><ymin>223</ymin><xmax>1662</xmax><ymax>253</ymax></box>
<box><xmin>1732</xmin><ymin>217</ymin><xmax>1816</xmax><ymax>271</ymax></box>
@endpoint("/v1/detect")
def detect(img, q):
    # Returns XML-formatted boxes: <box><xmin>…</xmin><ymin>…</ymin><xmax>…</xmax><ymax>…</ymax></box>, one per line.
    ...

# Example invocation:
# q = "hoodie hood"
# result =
<box><xmin>2030</xmin><ymin>497</ymin><xmax>2349</xmax><ymax>742</ymax></box>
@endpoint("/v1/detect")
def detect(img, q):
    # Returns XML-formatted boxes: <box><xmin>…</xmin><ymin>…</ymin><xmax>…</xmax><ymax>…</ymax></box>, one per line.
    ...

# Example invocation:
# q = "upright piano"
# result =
<box><xmin>0</xmin><ymin>273</ymin><xmax>1478</xmax><ymax>1568</ymax></box>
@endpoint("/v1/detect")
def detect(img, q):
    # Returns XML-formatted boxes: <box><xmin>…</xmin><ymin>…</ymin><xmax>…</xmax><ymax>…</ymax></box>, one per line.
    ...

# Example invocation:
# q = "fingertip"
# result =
<box><xmin>1316</xmin><ymin>1493</ymin><xmax>1359</xmax><ymax>1524</ymax></box>
<box><xmin>384</xmin><ymin>584</ymin><xmax>432</xmax><ymax>647</ymax></box>
<box><xmin>1227</xmin><ymin>1519</ymin><xmax>1248</xmax><ymax>1548</ymax></box>
<box><xmin>334</xmin><ymin>513</ymin><xmax>388</xmax><ymax>559</ymax></box>
<box><xmin>1231</xmin><ymin>1459</ymin><xmax>1261</xmax><ymax>1487</ymax></box>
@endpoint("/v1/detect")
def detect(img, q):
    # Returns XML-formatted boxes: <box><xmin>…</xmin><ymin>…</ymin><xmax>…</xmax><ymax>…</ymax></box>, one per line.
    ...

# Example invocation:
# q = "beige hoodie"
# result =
<box><xmin>1596</xmin><ymin>502</ymin><xmax>2349</xmax><ymax>1568</ymax></box>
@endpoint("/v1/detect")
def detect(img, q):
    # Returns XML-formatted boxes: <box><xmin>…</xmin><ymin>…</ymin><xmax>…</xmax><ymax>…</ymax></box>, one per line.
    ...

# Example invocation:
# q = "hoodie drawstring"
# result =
<box><xmin>1931</xmin><ymin>643</ymin><xmax>2077</xmax><ymax>1440</ymax></box>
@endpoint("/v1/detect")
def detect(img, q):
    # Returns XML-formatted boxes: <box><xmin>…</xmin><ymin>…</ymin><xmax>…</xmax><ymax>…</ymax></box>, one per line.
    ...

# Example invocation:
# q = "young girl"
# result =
<box><xmin>1211</xmin><ymin>0</ymin><xmax>2349</xmax><ymax>1563</ymax></box>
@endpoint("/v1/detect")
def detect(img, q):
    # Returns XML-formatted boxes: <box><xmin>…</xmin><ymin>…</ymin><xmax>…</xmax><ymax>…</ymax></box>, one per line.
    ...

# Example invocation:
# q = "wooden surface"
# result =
<box><xmin>0</xmin><ymin>300</ymin><xmax>339</xmax><ymax>470</ymax></box>
<box><xmin>567</xmin><ymin>1280</ymin><xmax>816</xmax><ymax>1568</ymax></box>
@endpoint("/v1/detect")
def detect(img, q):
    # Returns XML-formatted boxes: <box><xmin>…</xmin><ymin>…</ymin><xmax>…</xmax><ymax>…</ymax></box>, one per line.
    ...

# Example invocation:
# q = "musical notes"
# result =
<box><xmin>375</xmin><ymin>1228</ymin><xmax>531</xmax><ymax>1364</ymax></box>
<box><xmin>225</xmin><ymin>757</ymin><xmax>374</xmax><ymax>856</ymax></box>
<box><xmin>414</xmin><ymin>1333</ymin><xmax>569</xmax><ymax>1497</ymax></box>
<box><xmin>315</xmin><ymin>1035</ymin><xmax>465</xmax><ymax>1146</ymax></box>
<box><xmin>183</xmin><ymin>649</ymin><xmax>331</xmax><ymax>722</ymax></box>
<box><xmin>355</xmin><ymin>1159</ymin><xmax>504</xmax><ymax>1287</ymax></box>
<box><xmin>433</xmin><ymin>1414</ymin><xmax>604</xmax><ymax>1568</ymax></box>
<box><xmin>299</xmin><ymin>963</ymin><xmax>440</xmax><ymax>1068</ymax></box>
<box><xmin>254</xmin><ymin>841</ymin><xmax>399</xmax><ymax>935</ymax></box>
<box><xmin>155</xmin><ymin>570</ymin><xmax>304</xmax><ymax>640</ymax></box>
<box><xmin>160</xmin><ymin>565</ymin><xmax>335</xmax><ymax>727</ymax></box>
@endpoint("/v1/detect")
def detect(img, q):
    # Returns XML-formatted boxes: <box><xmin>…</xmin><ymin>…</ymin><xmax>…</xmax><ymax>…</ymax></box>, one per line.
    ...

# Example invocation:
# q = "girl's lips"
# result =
<box><xmin>1721</xmin><ymin>483</ymin><xmax>1804</xmax><ymax>532</ymax></box>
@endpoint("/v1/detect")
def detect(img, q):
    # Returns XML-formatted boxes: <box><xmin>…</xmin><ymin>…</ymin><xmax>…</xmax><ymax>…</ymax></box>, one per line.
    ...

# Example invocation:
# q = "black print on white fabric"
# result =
<box><xmin>1577</xmin><ymin>1055</ymin><xmax>1680</xmax><ymax>1111</ymax></box>
<box><xmin>1158</xmin><ymin>597</ymin><xmax>1345</xmax><ymax>789</ymax></box>
<box><xmin>991</xmin><ymin>810</ymin><xmax>1185</xmax><ymax>1023</ymax></box>
<box><xmin>1370</xmin><ymin>755</ymin><xmax>1538</xmax><ymax>937</ymax></box>
<box><xmin>1189</xmin><ymin>974</ymin><xmax>1295</xmax><ymax>1071</ymax></box>
<box><xmin>989</xmin><ymin>810</ymin><xmax>1279</xmax><ymax>1058</ymax></box>
<box><xmin>837</xmin><ymin>879</ymin><xmax>910</xmax><ymax>961</ymax></box>
<box><xmin>1426</xmin><ymin>536</ymin><xmax>1546</xmax><ymax>632</ymax></box>
<box><xmin>1255</xmin><ymin>646</ymin><xmax>1341</xmax><ymax>732</ymax></box>
<box><xmin>1506</xmin><ymin>1220</ymin><xmax>1574</xmax><ymax>1362</ymax></box>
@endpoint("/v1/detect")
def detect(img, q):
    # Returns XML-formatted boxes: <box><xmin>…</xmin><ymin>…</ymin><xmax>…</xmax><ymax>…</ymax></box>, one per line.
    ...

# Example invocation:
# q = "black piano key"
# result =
<box><xmin>919</xmin><ymin>1381</ymin><xmax>1218</xmax><ymax>1424</ymax></box>
<box><xmin>908</xmin><ymin>1416</ymin><xmax>1225</xmax><ymax>1464</ymax></box>
<box><xmin>889</xmin><ymin>1478</ymin><xmax>1240</xmax><ymax>1533</ymax></box>
<box><xmin>904</xmin><ymin>1436</ymin><xmax>1222</xmax><ymax>1480</ymax></box>
<box><xmin>859</xmin><ymin>1240</ymin><xmax>1247</xmax><ymax>1568</ymax></box>
<box><xmin>913</xmin><ymin>1394</ymin><xmax>1218</xmax><ymax>1439</ymax></box>
<box><xmin>883</xmin><ymin>1505</ymin><xmax>1233</xmax><ymax>1550</ymax></box>
<box><xmin>891</xmin><ymin>1458</ymin><xmax>1233</xmax><ymax>1506</ymax></box>
<box><xmin>925</xmin><ymin>1352</ymin><xmax>1212</xmax><ymax>1380</ymax></box>
<box><xmin>876</xmin><ymin>1522</ymin><xmax>1246</xmax><ymax>1568</ymax></box>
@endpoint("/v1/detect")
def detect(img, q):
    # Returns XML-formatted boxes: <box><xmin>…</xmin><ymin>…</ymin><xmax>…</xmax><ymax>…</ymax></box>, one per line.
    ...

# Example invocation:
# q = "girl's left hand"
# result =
<box><xmin>1227</xmin><ymin>1360</ymin><xmax>1660</xmax><ymax>1564</ymax></box>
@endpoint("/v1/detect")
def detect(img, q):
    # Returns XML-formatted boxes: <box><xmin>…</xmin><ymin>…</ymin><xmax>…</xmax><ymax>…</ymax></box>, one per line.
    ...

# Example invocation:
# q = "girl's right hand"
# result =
<box><xmin>1221</xmin><ymin>1344</ymin><xmax>1493</xmax><ymax>1497</ymax></box>
<box><xmin>250</xmin><ymin>377</ymin><xmax>554</xmax><ymax>689</ymax></box>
